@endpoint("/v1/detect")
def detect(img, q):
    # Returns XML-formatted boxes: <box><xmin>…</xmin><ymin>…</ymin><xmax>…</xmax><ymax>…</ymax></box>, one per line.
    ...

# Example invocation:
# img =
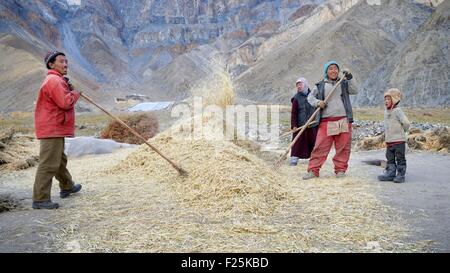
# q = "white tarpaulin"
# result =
<box><xmin>65</xmin><ymin>137</ymin><xmax>136</xmax><ymax>157</ymax></box>
<box><xmin>128</xmin><ymin>101</ymin><xmax>173</xmax><ymax>112</ymax></box>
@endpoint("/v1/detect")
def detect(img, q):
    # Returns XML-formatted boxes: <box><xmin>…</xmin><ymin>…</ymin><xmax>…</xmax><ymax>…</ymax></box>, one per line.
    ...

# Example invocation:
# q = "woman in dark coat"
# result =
<box><xmin>290</xmin><ymin>77</ymin><xmax>318</xmax><ymax>166</ymax></box>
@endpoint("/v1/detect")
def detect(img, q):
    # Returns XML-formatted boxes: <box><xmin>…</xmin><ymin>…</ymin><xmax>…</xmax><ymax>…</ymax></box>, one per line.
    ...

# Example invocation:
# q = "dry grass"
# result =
<box><xmin>109</xmin><ymin>136</ymin><xmax>288</xmax><ymax>216</ymax></box>
<box><xmin>33</xmin><ymin>114</ymin><xmax>429</xmax><ymax>253</ymax></box>
<box><xmin>0</xmin><ymin>112</ymin><xmax>125</xmax><ymax>137</ymax></box>
<box><xmin>0</xmin><ymin>129</ymin><xmax>39</xmax><ymax>171</ymax></box>
<box><xmin>0</xmin><ymin>108</ymin><xmax>181</xmax><ymax>139</ymax></box>
<box><xmin>279</xmin><ymin>106</ymin><xmax>450</xmax><ymax>127</ymax></box>
<box><xmin>0</xmin><ymin>112</ymin><xmax>34</xmax><ymax>134</ymax></box>
<box><xmin>192</xmin><ymin>71</ymin><xmax>235</xmax><ymax>109</ymax></box>
<box><xmin>354</xmin><ymin>107</ymin><xmax>450</xmax><ymax>125</ymax></box>
<box><xmin>100</xmin><ymin>113</ymin><xmax>159</xmax><ymax>144</ymax></box>
<box><xmin>355</xmin><ymin>127</ymin><xmax>450</xmax><ymax>153</ymax></box>
<box><xmin>407</xmin><ymin>127</ymin><xmax>450</xmax><ymax>152</ymax></box>
<box><xmin>42</xmin><ymin>152</ymin><xmax>427</xmax><ymax>252</ymax></box>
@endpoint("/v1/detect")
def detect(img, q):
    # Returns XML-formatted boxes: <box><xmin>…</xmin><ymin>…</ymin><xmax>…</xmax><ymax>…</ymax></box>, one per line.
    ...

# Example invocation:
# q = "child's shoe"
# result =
<box><xmin>378</xmin><ymin>164</ymin><xmax>396</xmax><ymax>181</ymax></box>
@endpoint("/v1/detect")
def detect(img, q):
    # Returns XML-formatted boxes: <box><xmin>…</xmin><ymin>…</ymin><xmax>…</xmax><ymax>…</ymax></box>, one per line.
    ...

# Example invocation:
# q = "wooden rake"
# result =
<box><xmin>80</xmin><ymin>93</ymin><xmax>188</xmax><ymax>176</ymax></box>
<box><xmin>274</xmin><ymin>76</ymin><xmax>346</xmax><ymax>169</ymax></box>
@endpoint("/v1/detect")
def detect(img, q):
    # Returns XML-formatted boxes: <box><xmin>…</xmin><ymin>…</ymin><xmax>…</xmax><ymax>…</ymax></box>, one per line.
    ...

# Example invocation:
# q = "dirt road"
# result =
<box><xmin>350</xmin><ymin>149</ymin><xmax>450</xmax><ymax>252</ymax></box>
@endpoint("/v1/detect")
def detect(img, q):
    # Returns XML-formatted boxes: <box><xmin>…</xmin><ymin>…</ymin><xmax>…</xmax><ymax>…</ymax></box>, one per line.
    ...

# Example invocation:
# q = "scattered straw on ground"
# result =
<box><xmin>0</xmin><ymin>129</ymin><xmax>39</xmax><ymax>171</ymax></box>
<box><xmin>355</xmin><ymin>127</ymin><xmax>449</xmax><ymax>153</ymax></box>
<box><xmin>0</xmin><ymin>194</ymin><xmax>20</xmax><ymax>213</ymax></box>
<box><xmin>33</xmin><ymin>115</ymin><xmax>427</xmax><ymax>252</ymax></box>
<box><xmin>41</xmin><ymin>152</ymin><xmax>427</xmax><ymax>252</ymax></box>
<box><xmin>109</xmin><ymin>134</ymin><xmax>288</xmax><ymax>216</ymax></box>
<box><xmin>0</xmin><ymin>115</ymin><xmax>430</xmax><ymax>252</ymax></box>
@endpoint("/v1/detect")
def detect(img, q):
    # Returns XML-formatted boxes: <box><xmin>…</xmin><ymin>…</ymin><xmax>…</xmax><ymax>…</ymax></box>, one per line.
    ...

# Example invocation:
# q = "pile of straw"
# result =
<box><xmin>0</xmin><ymin>129</ymin><xmax>38</xmax><ymax>171</ymax></box>
<box><xmin>407</xmin><ymin>127</ymin><xmax>449</xmax><ymax>152</ymax></box>
<box><xmin>46</xmin><ymin>153</ymin><xmax>428</xmax><ymax>252</ymax></box>
<box><xmin>10</xmin><ymin>112</ymin><xmax>425</xmax><ymax>252</ymax></box>
<box><xmin>355</xmin><ymin>127</ymin><xmax>450</xmax><ymax>153</ymax></box>
<box><xmin>109</xmin><ymin>133</ymin><xmax>288</xmax><ymax>216</ymax></box>
<box><xmin>100</xmin><ymin>113</ymin><xmax>159</xmax><ymax>144</ymax></box>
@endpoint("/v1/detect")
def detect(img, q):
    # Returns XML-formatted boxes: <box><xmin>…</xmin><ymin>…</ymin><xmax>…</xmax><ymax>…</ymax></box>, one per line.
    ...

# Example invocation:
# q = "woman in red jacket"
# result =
<box><xmin>32</xmin><ymin>51</ymin><xmax>82</xmax><ymax>209</ymax></box>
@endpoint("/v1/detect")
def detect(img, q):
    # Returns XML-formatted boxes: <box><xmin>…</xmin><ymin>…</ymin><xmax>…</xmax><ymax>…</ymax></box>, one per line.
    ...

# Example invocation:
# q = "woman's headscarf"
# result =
<box><xmin>323</xmin><ymin>60</ymin><xmax>340</xmax><ymax>79</ymax></box>
<box><xmin>296</xmin><ymin>77</ymin><xmax>309</xmax><ymax>93</ymax></box>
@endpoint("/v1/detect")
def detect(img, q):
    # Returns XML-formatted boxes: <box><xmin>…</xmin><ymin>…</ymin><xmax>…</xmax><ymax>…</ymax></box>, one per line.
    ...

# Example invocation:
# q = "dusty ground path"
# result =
<box><xmin>349</xmin><ymin>149</ymin><xmax>450</xmax><ymax>252</ymax></box>
<box><xmin>0</xmin><ymin>148</ymin><xmax>138</xmax><ymax>252</ymax></box>
<box><xmin>0</xmin><ymin>144</ymin><xmax>445</xmax><ymax>252</ymax></box>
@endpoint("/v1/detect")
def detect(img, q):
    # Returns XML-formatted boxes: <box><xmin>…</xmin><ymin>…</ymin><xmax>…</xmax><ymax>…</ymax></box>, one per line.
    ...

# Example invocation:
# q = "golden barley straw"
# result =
<box><xmin>30</xmin><ymin>112</ymin><xmax>433</xmax><ymax>252</ymax></box>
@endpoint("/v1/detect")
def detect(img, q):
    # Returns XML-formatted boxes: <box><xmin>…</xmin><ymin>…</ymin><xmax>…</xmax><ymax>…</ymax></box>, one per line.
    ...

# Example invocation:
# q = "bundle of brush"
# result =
<box><xmin>101</xmin><ymin>113</ymin><xmax>159</xmax><ymax>144</ymax></box>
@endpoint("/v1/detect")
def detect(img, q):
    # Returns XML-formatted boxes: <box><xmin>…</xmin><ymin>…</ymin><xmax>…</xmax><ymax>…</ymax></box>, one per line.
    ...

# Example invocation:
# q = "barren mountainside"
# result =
<box><xmin>0</xmin><ymin>0</ymin><xmax>448</xmax><ymax>112</ymax></box>
<box><xmin>355</xmin><ymin>0</ymin><xmax>450</xmax><ymax>106</ymax></box>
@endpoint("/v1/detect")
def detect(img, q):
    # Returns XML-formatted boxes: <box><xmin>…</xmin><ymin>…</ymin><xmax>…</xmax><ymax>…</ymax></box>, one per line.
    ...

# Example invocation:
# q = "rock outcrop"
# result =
<box><xmin>0</xmin><ymin>0</ymin><xmax>448</xmax><ymax>112</ymax></box>
<box><xmin>355</xmin><ymin>0</ymin><xmax>450</xmax><ymax>107</ymax></box>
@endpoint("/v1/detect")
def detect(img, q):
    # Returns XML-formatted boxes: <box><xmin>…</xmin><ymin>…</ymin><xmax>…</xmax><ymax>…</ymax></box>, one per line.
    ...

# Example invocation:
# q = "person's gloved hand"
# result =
<box><xmin>317</xmin><ymin>100</ymin><xmax>326</xmax><ymax>109</ymax></box>
<box><xmin>343</xmin><ymin>69</ymin><xmax>353</xmax><ymax>80</ymax></box>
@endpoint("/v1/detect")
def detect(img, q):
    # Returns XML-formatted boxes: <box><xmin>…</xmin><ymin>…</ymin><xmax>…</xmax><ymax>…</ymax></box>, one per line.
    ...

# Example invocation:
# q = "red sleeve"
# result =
<box><xmin>291</xmin><ymin>98</ymin><xmax>299</xmax><ymax>129</ymax></box>
<box><xmin>45</xmin><ymin>77</ymin><xmax>80</xmax><ymax>110</ymax></box>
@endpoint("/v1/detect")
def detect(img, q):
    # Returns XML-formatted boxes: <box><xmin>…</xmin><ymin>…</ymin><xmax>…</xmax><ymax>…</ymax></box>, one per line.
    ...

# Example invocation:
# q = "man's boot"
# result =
<box><xmin>32</xmin><ymin>200</ymin><xmax>59</xmax><ymax>209</ymax></box>
<box><xmin>393</xmin><ymin>165</ymin><xmax>406</xmax><ymax>183</ymax></box>
<box><xmin>378</xmin><ymin>164</ymin><xmax>396</xmax><ymax>181</ymax></box>
<box><xmin>60</xmin><ymin>184</ymin><xmax>82</xmax><ymax>198</ymax></box>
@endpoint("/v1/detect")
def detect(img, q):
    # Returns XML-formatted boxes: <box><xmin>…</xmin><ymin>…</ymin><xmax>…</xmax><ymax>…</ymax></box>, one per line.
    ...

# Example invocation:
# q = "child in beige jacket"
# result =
<box><xmin>378</xmin><ymin>88</ymin><xmax>410</xmax><ymax>183</ymax></box>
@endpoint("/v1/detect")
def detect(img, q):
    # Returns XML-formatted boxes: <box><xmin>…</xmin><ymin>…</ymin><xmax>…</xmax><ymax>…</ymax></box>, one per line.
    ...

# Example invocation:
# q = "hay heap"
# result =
<box><xmin>354</xmin><ymin>134</ymin><xmax>385</xmax><ymax>151</ymax></box>
<box><xmin>355</xmin><ymin>127</ymin><xmax>450</xmax><ymax>153</ymax></box>
<box><xmin>0</xmin><ymin>128</ymin><xmax>39</xmax><ymax>171</ymax></box>
<box><xmin>55</xmin><ymin>138</ymin><xmax>427</xmax><ymax>252</ymax></box>
<box><xmin>100</xmin><ymin>113</ymin><xmax>159</xmax><ymax>144</ymax></box>
<box><xmin>407</xmin><ymin>127</ymin><xmax>449</xmax><ymax>152</ymax></box>
<box><xmin>110</xmin><ymin>114</ymin><xmax>287</xmax><ymax>216</ymax></box>
<box><xmin>45</xmin><ymin>111</ymin><xmax>427</xmax><ymax>252</ymax></box>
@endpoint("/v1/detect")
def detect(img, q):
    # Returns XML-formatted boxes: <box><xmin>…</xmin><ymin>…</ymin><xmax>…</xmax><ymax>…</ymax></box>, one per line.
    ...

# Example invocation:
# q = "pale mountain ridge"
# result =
<box><xmin>0</xmin><ymin>0</ymin><xmax>447</xmax><ymax>112</ymax></box>
<box><xmin>0</xmin><ymin>0</ymin><xmax>314</xmax><ymax>111</ymax></box>
<box><xmin>355</xmin><ymin>0</ymin><xmax>450</xmax><ymax>106</ymax></box>
<box><xmin>228</xmin><ymin>0</ymin><xmax>363</xmax><ymax>79</ymax></box>
<box><xmin>233</xmin><ymin>0</ymin><xmax>434</xmax><ymax>104</ymax></box>
<box><xmin>0</xmin><ymin>33</ymin><xmax>100</xmax><ymax>113</ymax></box>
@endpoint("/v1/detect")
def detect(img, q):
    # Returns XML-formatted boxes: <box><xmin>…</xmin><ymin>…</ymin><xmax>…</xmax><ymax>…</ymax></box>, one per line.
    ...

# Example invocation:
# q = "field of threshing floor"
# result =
<box><xmin>1</xmin><ymin>142</ymin><xmax>449</xmax><ymax>253</ymax></box>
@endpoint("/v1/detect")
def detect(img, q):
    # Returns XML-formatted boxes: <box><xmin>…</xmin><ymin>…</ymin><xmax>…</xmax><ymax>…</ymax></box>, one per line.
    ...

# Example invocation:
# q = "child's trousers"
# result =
<box><xmin>386</xmin><ymin>142</ymin><xmax>406</xmax><ymax>167</ymax></box>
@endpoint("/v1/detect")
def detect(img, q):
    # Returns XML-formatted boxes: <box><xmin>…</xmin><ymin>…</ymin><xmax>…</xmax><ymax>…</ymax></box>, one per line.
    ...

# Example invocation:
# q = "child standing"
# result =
<box><xmin>378</xmin><ymin>88</ymin><xmax>410</xmax><ymax>183</ymax></box>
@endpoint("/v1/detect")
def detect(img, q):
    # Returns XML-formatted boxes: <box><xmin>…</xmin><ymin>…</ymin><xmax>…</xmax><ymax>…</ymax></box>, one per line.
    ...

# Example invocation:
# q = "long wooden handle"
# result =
<box><xmin>280</xmin><ymin>121</ymin><xmax>318</xmax><ymax>138</ymax></box>
<box><xmin>274</xmin><ymin>77</ymin><xmax>346</xmax><ymax>168</ymax></box>
<box><xmin>80</xmin><ymin>93</ymin><xmax>187</xmax><ymax>176</ymax></box>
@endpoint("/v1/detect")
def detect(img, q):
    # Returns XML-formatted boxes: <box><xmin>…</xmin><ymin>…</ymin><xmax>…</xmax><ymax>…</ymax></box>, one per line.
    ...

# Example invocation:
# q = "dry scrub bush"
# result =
<box><xmin>100</xmin><ymin>113</ymin><xmax>159</xmax><ymax>144</ymax></box>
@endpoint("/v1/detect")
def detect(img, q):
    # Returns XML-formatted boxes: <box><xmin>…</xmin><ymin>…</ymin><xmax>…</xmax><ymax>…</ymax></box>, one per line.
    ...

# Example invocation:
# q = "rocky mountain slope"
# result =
<box><xmin>355</xmin><ymin>0</ymin><xmax>450</xmax><ymax>106</ymax></box>
<box><xmin>0</xmin><ymin>0</ymin><xmax>448</xmax><ymax>112</ymax></box>
<box><xmin>233</xmin><ymin>0</ymin><xmax>434</xmax><ymax>103</ymax></box>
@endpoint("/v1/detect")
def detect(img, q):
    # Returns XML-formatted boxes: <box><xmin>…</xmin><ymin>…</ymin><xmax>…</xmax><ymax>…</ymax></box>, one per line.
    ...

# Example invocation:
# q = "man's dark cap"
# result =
<box><xmin>44</xmin><ymin>51</ymin><xmax>65</xmax><ymax>69</ymax></box>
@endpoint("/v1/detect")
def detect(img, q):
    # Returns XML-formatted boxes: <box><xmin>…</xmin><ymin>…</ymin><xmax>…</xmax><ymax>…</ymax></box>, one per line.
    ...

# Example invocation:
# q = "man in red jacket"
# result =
<box><xmin>32</xmin><ymin>51</ymin><xmax>82</xmax><ymax>209</ymax></box>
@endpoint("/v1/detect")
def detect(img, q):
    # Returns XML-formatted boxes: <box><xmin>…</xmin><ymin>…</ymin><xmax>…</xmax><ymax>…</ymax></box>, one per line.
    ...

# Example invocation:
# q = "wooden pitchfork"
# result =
<box><xmin>80</xmin><ymin>93</ymin><xmax>188</xmax><ymax>176</ymax></box>
<box><xmin>279</xmin><ymin>121</ymin><xmax>318</xmax><ymax>138</ymax></box>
